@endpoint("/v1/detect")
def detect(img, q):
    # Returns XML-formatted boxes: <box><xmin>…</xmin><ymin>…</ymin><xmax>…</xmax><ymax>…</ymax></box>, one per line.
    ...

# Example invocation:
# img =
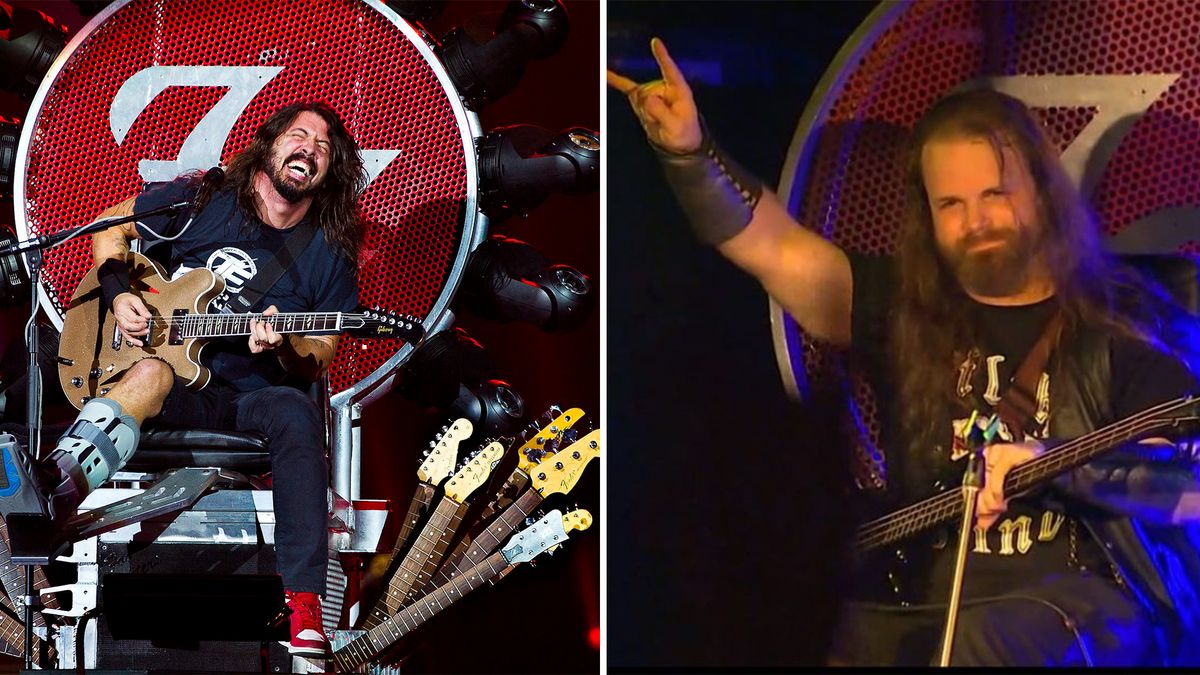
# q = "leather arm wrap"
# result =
<box><xmin>653</xmin><ymin>128</ymin><xmax>764</xmax><ymax>246</ymax></box>
<box><xmin>97</xmin><ymin>257</ymin><xmax>131</xmax><ymax>310</ymax></box>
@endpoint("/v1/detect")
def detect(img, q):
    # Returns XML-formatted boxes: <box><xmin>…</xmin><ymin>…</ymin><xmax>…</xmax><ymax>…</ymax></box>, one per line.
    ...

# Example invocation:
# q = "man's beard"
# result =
<box><xmin>267</xmin><ymin>150</ymin><xmax>319</xmax><ymax>203</ymax></box>
<box><xmin>941</xmin><ymin>225</ymin><xmax>1040</xmax><ymax>298</ymax></box>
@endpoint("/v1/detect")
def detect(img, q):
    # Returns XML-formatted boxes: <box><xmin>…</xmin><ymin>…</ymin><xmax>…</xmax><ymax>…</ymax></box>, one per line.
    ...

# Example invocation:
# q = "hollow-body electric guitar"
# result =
<box><xmin>57</xmin><ymin>251</ymin><xmax>422</xmax><ymax>409</ymax></box>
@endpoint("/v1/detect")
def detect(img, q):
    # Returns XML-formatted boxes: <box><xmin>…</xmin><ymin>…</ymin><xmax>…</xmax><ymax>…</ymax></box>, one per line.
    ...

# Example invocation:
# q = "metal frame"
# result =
<box><xmin>769</xmin><ymin>0</ymin><xmax>907</xmax><ymax>402</ymax></box>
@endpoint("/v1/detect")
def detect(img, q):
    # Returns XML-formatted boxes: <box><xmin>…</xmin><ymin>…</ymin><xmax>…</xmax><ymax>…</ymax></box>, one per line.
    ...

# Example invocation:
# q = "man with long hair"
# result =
<box><xmin>40</xmin><ymin>102</ymin><xmax>365</xmax><ymax>659</ymax></box>
<box><xmin>611</xmin><ymin>40</ymin><xmax>1200</xmax><ymax>665</ymax></box>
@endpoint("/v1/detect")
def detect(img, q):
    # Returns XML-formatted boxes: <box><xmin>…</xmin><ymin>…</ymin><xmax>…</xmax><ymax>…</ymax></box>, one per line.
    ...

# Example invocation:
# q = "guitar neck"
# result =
<box><xmin>173</xmin><ymin>312</ymin><xmax>346</xmax><ymax>339</ymax></box>
<box><xmin>389</xmin><ymin>482</ymin><xmax>437</xmax><ymax>561</ymax></box>
<box><xmin>428</xmin><ymin>482</ymin><xmax>541</xmax><ymax>594</ymax></box>
<box><xmin>435</xmin><ymin>469</ymin><xmax>532</xmax><ymax>581</ymax></box>
<box><xmin>335</xmin><ymin>550</ymin><xmax>509</xmax><ymax>670</ymax></box>
<box><xmin>855</xmin><ymin>396</ymin><xmax>1197</xmax><ymax>554</ymax></box>
<box><xmin>361</xmin><ymin>496</ymin><xmax>466</xmax><ymax>629</ymax></box>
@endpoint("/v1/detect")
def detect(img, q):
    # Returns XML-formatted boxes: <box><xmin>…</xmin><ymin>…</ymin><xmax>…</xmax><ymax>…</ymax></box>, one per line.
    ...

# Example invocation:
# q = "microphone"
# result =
<box><xmin>191</xmin><ymin>166</ymin><xmax>226</xmax><ymax>213</ymax></box>
<box><xmin>174</xmin><ymin>166</ymin><xmax>226</xmax><ymax>235</ymax></box>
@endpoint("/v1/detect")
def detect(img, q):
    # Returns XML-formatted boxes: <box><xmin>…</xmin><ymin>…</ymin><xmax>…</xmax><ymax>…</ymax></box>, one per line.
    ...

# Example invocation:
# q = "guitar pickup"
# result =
<box><xmin>170</xmin><ymin>309</ymin><xmax>187</xmax><ymax>346</ymax></box>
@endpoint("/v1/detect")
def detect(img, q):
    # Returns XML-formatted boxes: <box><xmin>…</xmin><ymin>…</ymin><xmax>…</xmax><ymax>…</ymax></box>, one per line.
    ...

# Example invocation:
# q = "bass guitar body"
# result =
<box><xmin>58</xmin><ymin>252</ymin><xmax>223</xmax><ymax>410</ymax></box>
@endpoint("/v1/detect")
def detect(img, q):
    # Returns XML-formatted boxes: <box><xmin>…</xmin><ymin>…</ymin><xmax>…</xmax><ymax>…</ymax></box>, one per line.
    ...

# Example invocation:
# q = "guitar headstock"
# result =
<box><xmin>516</xmin><ymin>407</ymin><xmax>586</xmax><ymax>474</ymax></box>
<box><xmin>532</xmin><ymin>429</ymin><xmax>601</xmax><ymax>497</ymax></box>
<box><xmin>343</xmin><ymin>306</ymin><xmax>424</xmax><ymax>343</ymax></box>
<box><xmin>563</xmin><ymin>508</ymin><xmax>592</xmax><ymax>533</ymax></box>
<box><xmin>416</xmin><ymin>418</ymin><xmax>473</xmax><ymax>485</ymax></box>
<box><xmin>444</xmin><ymin>440</ymin><xmax>505</xmax><ymax>503</ymax></box>
<box><xmin>500</xmin><ymin>508</ymin><xmax>593</xmax><ymax>565</ymax></box>
<box><xmin>501</xmin><ymin>508</ymin><xmax>564</xmax><ymax>565</ymax></box>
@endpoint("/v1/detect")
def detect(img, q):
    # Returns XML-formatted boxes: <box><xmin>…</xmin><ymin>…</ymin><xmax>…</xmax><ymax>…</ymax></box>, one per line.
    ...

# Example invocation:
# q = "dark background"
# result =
<box><xmin>0</xmin><ymin>1</ymin><xmax>598</xmax><ymax>673</ymax></box>
<box><xmin>607</xmin><ymin>1</ymin><xmax>877</xmax><ymax>669</ymax></box>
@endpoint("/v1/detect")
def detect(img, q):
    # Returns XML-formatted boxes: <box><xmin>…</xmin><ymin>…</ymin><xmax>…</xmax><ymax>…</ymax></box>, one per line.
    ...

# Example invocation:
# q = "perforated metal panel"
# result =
<box><xmin>776</xmin><ymin>0</ymin><xmax>1200</xmax><ymax>489</ymax></box>
<box><xmin>16</xmin><ymin>0</ymin><xmax>480</xmax><ymax>398</ymax></box>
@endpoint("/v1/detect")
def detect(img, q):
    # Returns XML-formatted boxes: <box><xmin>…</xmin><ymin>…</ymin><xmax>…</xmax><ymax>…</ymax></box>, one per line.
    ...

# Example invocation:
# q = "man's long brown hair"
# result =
<box><xmin>893</xmin><ymin>89</ymin><xmax>1194</xmax><ymax>475</ymax></box>
<box><xmin>223</xmin><ymin>102</ymin><xmax>366</xmax><ymax>264</ymax></box>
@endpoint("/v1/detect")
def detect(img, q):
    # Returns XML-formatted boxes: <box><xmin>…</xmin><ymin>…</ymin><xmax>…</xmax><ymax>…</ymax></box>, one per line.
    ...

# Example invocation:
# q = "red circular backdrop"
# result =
<box><xmin>16</xmin><ymin>0</ymin><xmax>480</xmax><ymax>398</ymax></box>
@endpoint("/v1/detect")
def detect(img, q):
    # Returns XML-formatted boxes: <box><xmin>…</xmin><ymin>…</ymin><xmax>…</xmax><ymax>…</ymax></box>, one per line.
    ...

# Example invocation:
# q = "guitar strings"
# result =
<box><xmin>854</xmin><ymin>395</ymin><xmax>1196</xmax><ymax>551</ymax></box>
<box><xmin>136</xmin><ymin>312</ymin><xmax>356</xmax><ymax>337</ymax></box>
<box><xmin>854</xmin><ymin>402</ymin><xmax>1187</xmax><ymax>550</ymax></box>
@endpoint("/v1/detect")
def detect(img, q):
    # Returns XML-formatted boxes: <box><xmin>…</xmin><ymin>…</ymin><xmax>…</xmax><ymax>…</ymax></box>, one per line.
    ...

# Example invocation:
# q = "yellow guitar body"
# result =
<box><xmin>58</xmin><ymin>251</ymin><xmax>224</xmax><ymax>410</ymax></box>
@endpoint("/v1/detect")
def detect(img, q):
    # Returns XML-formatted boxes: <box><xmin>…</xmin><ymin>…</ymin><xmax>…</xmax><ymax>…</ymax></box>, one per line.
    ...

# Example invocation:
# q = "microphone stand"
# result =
<box><xmin>0</xmin><ymin>200</ymin><xmax>188</xmax><ymax>670</ymax></box>
<box><xmin>937</xmin><ymin>413</ymin><xmax>999</xmax><ymax>668</ymax></box>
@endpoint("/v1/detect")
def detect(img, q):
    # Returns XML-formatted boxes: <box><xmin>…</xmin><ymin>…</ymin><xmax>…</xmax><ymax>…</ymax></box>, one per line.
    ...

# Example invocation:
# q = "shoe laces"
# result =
<box><xmin>286</xmin><ymin>592</ymin><xmax>324</xmax><ymax>633</ymax></box>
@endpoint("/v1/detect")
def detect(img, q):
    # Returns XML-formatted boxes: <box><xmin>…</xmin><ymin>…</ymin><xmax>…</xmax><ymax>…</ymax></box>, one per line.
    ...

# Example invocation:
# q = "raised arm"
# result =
<box><xmin>609</xmin><ymin>38</ymin><xmax>852</xmax><ymax>345</ymax></box>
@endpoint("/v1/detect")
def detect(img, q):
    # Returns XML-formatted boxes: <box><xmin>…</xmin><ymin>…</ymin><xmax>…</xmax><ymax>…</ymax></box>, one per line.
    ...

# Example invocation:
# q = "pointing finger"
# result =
<box><xmin>606</xmin><ymin>69</ymin><xmax>639</xmax><ymax>95</ymax></box>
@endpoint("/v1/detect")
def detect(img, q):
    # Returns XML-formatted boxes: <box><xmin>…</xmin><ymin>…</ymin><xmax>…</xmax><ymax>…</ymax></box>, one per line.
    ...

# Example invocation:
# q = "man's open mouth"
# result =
<box><xmin>284</xmin><ymin>156</ymin><xmax>315</xmax><ymax>180</ymax></box>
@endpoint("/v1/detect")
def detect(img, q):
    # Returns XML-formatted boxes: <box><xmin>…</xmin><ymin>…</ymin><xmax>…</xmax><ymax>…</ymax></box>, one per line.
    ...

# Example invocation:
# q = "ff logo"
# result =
<box><xmin>111</xmin><ymin>65</ymin><xmax>401</xmax><ymax>187</ymax></box>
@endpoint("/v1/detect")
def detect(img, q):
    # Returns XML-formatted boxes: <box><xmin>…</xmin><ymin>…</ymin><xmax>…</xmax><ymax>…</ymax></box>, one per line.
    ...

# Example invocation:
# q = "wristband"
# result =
<box><xmin>97</xmin><ymin>257</ymin><xmax>131</xmax><ymax>310</ymax></box>
<box><xmin>653</xmin><ymin>126</ymin><xmax>764</xmax><ymax>246</ymax></box>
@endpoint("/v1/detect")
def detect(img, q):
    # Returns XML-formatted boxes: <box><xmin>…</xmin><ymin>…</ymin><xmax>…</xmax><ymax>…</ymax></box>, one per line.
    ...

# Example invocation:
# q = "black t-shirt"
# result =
<box><xmin>847</xmin><ymin>252</ymin><xmax>1198</xmax><ymax>602</ymax></box>
<box><xmin>134</xmin><ymin>176</ymin><xmax>359</xmax><ymax>392</ymax></box>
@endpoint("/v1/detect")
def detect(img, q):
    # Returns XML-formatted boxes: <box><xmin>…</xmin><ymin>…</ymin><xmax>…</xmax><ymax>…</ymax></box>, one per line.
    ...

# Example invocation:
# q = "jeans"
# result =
<box><xmin>155</xmin><ymin>378</ymin><xmax>328</xmax><ymax>595</ymax></box>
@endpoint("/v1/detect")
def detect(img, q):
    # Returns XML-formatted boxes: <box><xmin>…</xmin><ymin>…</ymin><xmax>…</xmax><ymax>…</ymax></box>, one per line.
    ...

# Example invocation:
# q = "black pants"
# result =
<box><xmin>155</xmin><ymin>379</ymin><xmax>328</xmax><ymax>596</ymax></box>
<box><xmin>830</xmin><ymin>571</ymin><xmax>1163</xmax><ymax>666</ymax></box>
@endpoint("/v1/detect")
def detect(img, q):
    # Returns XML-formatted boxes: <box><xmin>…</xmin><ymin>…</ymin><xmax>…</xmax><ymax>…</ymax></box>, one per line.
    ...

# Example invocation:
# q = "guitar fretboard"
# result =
<box><xmin>361</xmin><ymin>496</ymin><xmax>466</xmax><ymax>629</ymax></box>
<box><xmin>334</xmin><ymin>551</ymin><xmax>509</xmax><ymax>670</ymax></box>
<box><xmin>389</xmin><ymin>482</ymin><xmax>437</xmax><ymax>561</ymax></box>
<box><xmin>854</xmin><ymin>395</ymin><xmax>1198</xmax><ymax>553</ymax></box>
<box><xmin>435</xmin><ymin>469</ymin><xmax>532</xmax><ymax>583</ymax></box>
<box><xmin>430</xmin><ymin>483</ymin><xmax>540</xmax><ymax>592</ymax></box>
<box><xmin>149</xmin><ymin>312</ymin><xmax>343</xmax><ymax>339</ymax></box>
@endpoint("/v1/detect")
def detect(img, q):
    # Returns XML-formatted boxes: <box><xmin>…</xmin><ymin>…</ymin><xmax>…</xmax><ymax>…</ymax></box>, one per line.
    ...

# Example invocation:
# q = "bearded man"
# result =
<box><xmin>43</xmin><ymin>102</ymin><xmax>364</xmax><ymax>658</ymax></box>
<box><xmin>611</xmin><ymin>40</ymin><xmax>1200</xmax><ymax>666</ymax></box>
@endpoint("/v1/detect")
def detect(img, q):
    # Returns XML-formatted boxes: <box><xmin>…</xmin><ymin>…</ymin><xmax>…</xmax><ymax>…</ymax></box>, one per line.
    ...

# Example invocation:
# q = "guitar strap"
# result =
<box><xmin>994</xmin><ymin>308</ymin><xmax>1064</xmax><ymax>437</ymax></box>
<box><xmin>220</xmin><ymin>218</ymin><xmax>319</xmax><ymax>314</ymax></box>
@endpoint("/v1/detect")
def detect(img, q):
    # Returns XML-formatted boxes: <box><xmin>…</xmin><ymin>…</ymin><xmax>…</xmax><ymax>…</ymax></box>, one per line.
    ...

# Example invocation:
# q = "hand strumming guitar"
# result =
<box><xmin>977</xmin><ymin>440</ymin><xmax>1044</xmax><ymax>530</ymax></box>
<box><xmin>112</xmin><ymin>291</ymin><xmax>152</xmax><ymax>347</ymax></box>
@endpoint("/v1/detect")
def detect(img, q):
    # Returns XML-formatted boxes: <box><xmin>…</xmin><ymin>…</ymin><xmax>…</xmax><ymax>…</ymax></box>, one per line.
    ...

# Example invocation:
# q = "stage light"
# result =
<box><xmin>478</xmin><ymin>125</ymin><xmax>599</xmax><ymax>220</ymax></box>
<box><xmin>438</xmin><ymin>0</ymin><xmax>569</xmax><ymax>109</ymax></box>
<box><xmin>383</xmin><ymin>1</ymin><xmax>447</xmax><ymax>25</ymax></box>
<box><xmin>0</xmin><ymin>2</ymin><xmax>67</xmax><ymax>99</ymax></box>
<box><xmin>448</xmin><ymin>378</ymin><xmax>525</xmax><ymax>440</ymax></box>
<box><xmin>459</xmin><ymin>235</ymin><xmax>593</xmax><ymax>331</ymax></box>
<box><xmin>399</xmin><ymin>328</ymin><xmax>526</xmax><ymax>438</ymax></box>
<box><xmin>0</xmin><ymin>116</ymin><xmax>19</xmax><ymax>200</ymax></box>
<box><xmin>0</xmin><ymin>223</ymin><xmax>28</xmax><ymax>308</ymax></box>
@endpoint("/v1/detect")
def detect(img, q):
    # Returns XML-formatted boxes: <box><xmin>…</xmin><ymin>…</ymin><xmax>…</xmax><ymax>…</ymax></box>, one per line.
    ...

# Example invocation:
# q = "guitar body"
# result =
<box><xmin>58</xmin><ymin>252</ymin><xmax>224</xmax><ymax>410</ymax></box>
